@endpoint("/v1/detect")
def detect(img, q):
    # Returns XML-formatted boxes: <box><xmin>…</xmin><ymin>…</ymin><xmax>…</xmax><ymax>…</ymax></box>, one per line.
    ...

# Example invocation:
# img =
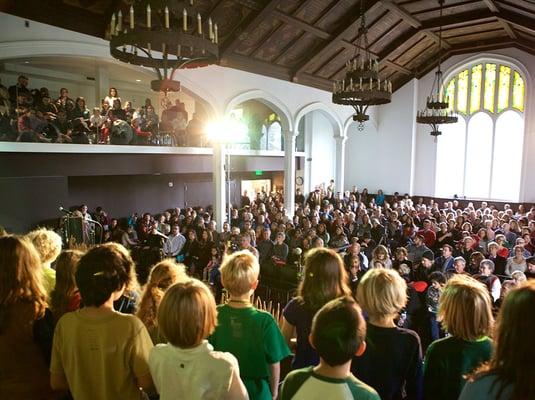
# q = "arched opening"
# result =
<box><xmin>436</xmin><ymin>59</ymin><xmax>526</xmax><ymax>201</ymax></box>
<box><xmin>296</xmin><ymin>109</ymin><xmax>341</xmax><ymax>193</ymax></box>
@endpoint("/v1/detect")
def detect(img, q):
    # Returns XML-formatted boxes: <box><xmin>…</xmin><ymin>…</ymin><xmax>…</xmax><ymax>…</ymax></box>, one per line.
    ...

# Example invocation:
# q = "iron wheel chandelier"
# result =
<box><xmin>332</xmin><ymin>0</ymin><xmax>392</xmax><ymax>131</ymax></box>
<box><xmin>109</xmin><ymin>0</ymin><xmax>219</xmax><ymax>93</ymax></box>
<box><xmin>416</xmin><ymin>0</ymin><xmax>457</xmax><ymax>139</ymax></box>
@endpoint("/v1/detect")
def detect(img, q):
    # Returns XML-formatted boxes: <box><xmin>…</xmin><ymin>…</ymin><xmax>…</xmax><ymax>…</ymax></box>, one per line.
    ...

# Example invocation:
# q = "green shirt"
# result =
<box><xmin>280</xmin><ymin>367</ymin><xmax>380</xmax><ymax>400</ymax></box>
<box><xmin>424</xmin><ymin>336</ymin><xmax>492</xmax><ymax>400</ymax></box>
<box><xmin>209</xmin><ymin>305</ymin><xmax>292</xmax><ymax>400</ymax></box>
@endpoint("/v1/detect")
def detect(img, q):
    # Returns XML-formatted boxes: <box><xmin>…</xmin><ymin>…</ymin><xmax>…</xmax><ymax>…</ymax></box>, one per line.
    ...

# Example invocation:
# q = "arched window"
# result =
<box><xmin>435</xmin><ymin>60</ymin><xmax>526</xmax><ymax>201</ymax></box>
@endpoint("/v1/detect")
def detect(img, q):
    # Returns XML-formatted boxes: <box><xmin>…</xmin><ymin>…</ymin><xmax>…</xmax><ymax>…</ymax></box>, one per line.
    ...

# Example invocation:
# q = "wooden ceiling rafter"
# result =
<box><xmin>221</xmin><ymin>0</ymin><xmax>283</xmax><ymax>56</ymax></box>
<box><xmin>271</xmin><ymin>0</ymin><xmax>345</xmax><ymax>65</ymax></box>
<box><xmin>291</xmin><ymin>0</ymin><xmax>382</xmax><ymax>79</ymax></box>
<box><xmin>482</xmin><ymin>0</ymin><xmax>517</xmax><ymax>39</ymax></box>
<box><xmin>378</xmin><ymin>0</ymin><xmax>451</xmax><ymax>50</ymax></box>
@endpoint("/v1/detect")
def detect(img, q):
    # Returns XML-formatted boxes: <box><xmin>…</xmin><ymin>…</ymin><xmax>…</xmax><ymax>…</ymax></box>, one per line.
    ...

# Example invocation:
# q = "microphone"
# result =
<box><xmin>59</xmin><ymin>206</ymin><xmax>72</xmax><ymax>215</ymax></box>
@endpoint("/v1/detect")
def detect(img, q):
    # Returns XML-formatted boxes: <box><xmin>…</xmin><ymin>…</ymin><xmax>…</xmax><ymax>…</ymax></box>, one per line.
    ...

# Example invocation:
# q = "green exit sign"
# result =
<box><xmin>255</xmin><ymin>170</ymin><xmax>263</xmax><ymax>176</ymax></box>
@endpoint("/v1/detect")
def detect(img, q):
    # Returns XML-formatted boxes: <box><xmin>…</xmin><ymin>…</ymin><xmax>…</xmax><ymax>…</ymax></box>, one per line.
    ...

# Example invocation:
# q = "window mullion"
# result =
<box><xmin>488</xmin><ymin>119</ymin><xmax>497</xmax><ymax>199</ymax></box>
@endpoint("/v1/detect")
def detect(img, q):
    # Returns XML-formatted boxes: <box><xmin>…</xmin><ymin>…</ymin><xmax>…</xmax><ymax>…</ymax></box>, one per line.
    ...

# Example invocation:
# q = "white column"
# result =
<box><xmin>335</xmin><ymin>136</ymin><xmax>347</xmax><ymax>195</ymax></box>
<box><xmin>303</xmin><ymin>113</ymin><xmax>314</xmax><ymax>194</ymax></box>
<box><xmin>95</xmin><ymin>65</ymin><xmax>109</xmax><ymax>107</ymax></box>
<box><xmin>212</xmin><ymin>142</ymin><xmax>226</xmax><ymax>231</ymax></box>
<box><xmin>284</xmin><ymin>130</ymin><xmax>298</xmax><ymax>218</ymax></box>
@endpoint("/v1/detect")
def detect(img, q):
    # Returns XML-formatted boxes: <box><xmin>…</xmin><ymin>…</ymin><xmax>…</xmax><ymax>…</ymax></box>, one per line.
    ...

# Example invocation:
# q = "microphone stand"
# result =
<box><xmin>86</xmin><ymin>217</ymin><xmax>104</xmax><ymax>245</ymax></box>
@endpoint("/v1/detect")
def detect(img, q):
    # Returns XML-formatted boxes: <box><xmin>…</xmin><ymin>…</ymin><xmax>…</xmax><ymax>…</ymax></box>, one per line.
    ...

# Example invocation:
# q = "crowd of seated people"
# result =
<box><xmin>0</xmin><ymin>75</ymin><xmax>206</xmax><ymax>146</ymax></box>
<box><xmin>2</xmin><ymin>183</ymin><xmax>535</xmax><ymax>399</ymax></box>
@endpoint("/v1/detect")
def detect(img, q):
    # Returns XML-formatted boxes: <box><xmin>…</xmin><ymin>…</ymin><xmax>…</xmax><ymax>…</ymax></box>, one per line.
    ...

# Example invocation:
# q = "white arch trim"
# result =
<box><xmin>224</xmin><ymin>89</ymin><xmax>293</xmax><ymax>132</ymax></box>
<box><xmin>294</xmin><ymin>102</ymin><xmax>344</xmax><ymax>138</ymax></box>
<box><xmin>0</xmin><ymin>40</ymin><xmax>219</xmax><ymax>118</ymax></box>
<box><xmin>442</xmin><ymin>52</ymin><xmax>531</xmax><ymax>95</ymax></box>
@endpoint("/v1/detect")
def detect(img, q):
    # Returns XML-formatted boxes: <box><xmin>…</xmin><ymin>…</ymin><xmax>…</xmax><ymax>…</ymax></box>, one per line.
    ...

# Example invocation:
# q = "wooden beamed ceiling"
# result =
<box><xmin>2</xmin><ymin>0</ymin><xmax>535</xmax><ymax>93</ymax></box>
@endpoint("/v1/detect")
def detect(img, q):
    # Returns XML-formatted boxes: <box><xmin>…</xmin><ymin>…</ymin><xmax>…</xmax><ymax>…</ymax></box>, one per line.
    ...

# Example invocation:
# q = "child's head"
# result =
<box><xmin>0</xmin><ymin>235</ymin><xmax>47</xmax><ymax>315</ymax></box>
<box><xmin>51</xmin><ymin>250</ymin><xmax>84</xmax><ymax>314</ymax></box>
<box><xmin>298</xmin><ymin>248</ymin><xmax>351</xmax><ymax>311</ymax></box>
<box><xmin>356</xmin><ymin>268</ymin><xmax>407</xmax><ymax>320</ymax></box>
<box><xmin>158</xmin><ymin>279</ymin><xmax>217</xmax><ymax>348</ymax></box>
<box><xmin>75</xmin><ymin>243</ymin><xmax>134</xmax><ymax>307</ymax></box>
<box><xmin>438</xmin><ymin>275</ymin><xmax>493</xmax><ymax>341</ymax></box>
<box><xmin>25</xmin><ymin>228</ymin><xmax>63</xmax><ymax>265</ymax></box>
<box><xmin>429</xmin><ymin>271</ymin><xmax>446</xmax><ymax>289</ymax></box>
<box><xmin>310</xmin><ymin>296</ymin><xmax>366</xmax><ymax>366</ymax></box>
<box><xmin>92</xmin><ymin>107</ymin><xmax>100</xmax><ymax>116</ymax></box>
<box><xmin>220</xmin><ymin>250</ymin><xmax>259</xmax><ymax>296</ymax></box>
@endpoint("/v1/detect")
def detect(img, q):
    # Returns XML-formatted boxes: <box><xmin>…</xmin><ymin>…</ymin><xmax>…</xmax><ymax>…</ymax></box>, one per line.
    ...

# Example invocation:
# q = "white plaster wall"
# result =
<box><xmin>344</xmin><ymin>80</ymin><xmax>417</xmax><ymax>195</ymax></box>
<box><xmin>307</xmin><ymin>111</ymin><xmax>336</xmax><ymax>189</ymax></box>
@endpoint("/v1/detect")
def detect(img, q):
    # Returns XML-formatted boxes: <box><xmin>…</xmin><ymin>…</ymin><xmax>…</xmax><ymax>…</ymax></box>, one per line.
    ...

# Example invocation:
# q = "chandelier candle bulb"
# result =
<box><xmin>162</xmin><ymin>43</ymin><xmax>166</xmax><ymax>55</ymax></box>
<box><xmin>183</xmin><ymin>9</ymin><xmax>187</xmax><ymax>31</ymax></box>
<box><xmin>369</xmin><ymin>77</ymin><xmax>372</xmax><ymax>90</ymax></box>
<box><xmin>147</xmin><ymin>42</ymin><xmax>151</xmax><ymax>52</ymax></box>
<box><xmin>146</xmin><ymin>5</ymin><xmax>151</xmax><ymax>28</ymax></box>
<box><xmin>378</xmin><ymin>78</ymin><xmax>381</xmax><ymax>90</ymax></box>
<box><xmin>208</xmin><ymin>18</ymin><xmax>213</xmax><ymax>40</ymax></box>
<box><xmin>110</xmin><ymin>13</ymin><xmax>116</xmax><ymax>35</ymax></box>
<box><xmin>164</xmin><ymin>7</ymin><xmax>169</xmax><ymax>29</ymax></box>
<box><xmin>129</xmin><ymin>6</ymin><xmax>134</xmax><ymax>29</ymax></box>
<box><xmin>214</xmin><ymin>23</ymin><xmax>218</xmax><ymax>44</ymax></box>
<box><xmin>117</xmin><ymin>10</ymin><xmax>122</xmax><ymax>32</ymax></box>
<box><xmin>177</xmin><ymin>44</ymin><xmax>181</xmax><ymax>57</ymax></box>
<box><xmin>359</xmin><ymin>77</ymin><xmax>362</xmax><ymax>89</ymax></box>
<box><xmin>197</xmin><ymin>14</ymin><xmax>202</xmax><ymax>35</ymax></box>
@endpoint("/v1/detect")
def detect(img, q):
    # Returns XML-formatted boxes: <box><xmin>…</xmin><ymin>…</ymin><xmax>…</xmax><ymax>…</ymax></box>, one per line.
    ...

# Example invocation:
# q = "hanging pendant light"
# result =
<box><xmin>109</xmin><ymin>1</ymin><xmax>219</xmax><ymax>94</ymax></box>
<box><xmin>332</xmin><ymin>0</ymin><xmax>392</xmax><ymax>131</ymax></box>
<box><xmin>416</xmin><ymin>0</ymin><xmax>457</xmax><ymax>140</ymax></box>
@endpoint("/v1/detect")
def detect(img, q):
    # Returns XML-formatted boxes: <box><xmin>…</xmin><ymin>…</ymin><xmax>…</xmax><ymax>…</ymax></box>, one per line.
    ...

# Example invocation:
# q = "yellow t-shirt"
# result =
<box><xmin>42</xmin><ymin>267</ymin><xmax>56</xmax><ymax>296</ymax></box>
<box><xmin>50</xmin><ymin>309</ymin><xmax>153</xmax><ymax>400</ymax></box>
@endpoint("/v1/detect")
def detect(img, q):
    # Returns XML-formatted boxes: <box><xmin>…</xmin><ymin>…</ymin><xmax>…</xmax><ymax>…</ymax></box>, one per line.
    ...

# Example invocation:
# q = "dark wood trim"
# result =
<box><xmin>421</xmin><ymin>9</ymin><xmax>496</xmax><ymax>30</ymax></box>
<box><xmin>482</xmin><ymin>0</ymin><xmax>518</xmax><ymax>39</ymax></box>
<box><xmin>499</xmin><ymin>9</ymin><xmax>535</xmax><ymax>35</ymax></box>
<box><xmin>6</xmin><ymin>0</ymin><xmax>105</xmax><ymax>38</ymax></box>
<box><xmin>220</xmin><ymin>53</ymin><xmax>292</xmax><ymax>81</ymax></box>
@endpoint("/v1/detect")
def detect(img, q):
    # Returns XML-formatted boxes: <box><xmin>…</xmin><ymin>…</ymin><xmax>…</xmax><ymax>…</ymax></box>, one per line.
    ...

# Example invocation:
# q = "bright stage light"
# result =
<box><xmin>204</xmin><ymin>117</ymin><xmax>248</xmax><ymax>144</ymax></box>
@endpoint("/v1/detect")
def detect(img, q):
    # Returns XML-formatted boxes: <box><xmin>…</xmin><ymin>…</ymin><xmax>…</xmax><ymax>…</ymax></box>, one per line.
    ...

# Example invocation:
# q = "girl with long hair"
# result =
<box><xmin>460</xmin><ymin>280</ymin><xmax>535</xmax><ymax>399</ymax></box>
<box><xmin>281</xmin><ymin>248</ymin><xmax>351</xmax><ymax>369</ymax></box>
<box><xmin>0</xmin><ymin>236</ymin><xmax>55</xmax><ymax>399</ymax></box>
<box><xmin>50</xmin><ymin>249</ymin><xmax>84</xmax><ymax>321</ymax></box>
<box><xmin>136</xmin><ymin>260</ymin><xmax>188</xmax><ymax>343</ymax></box>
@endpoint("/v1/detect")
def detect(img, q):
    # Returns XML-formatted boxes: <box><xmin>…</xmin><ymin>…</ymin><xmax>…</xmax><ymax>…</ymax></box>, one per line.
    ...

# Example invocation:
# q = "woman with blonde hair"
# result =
<box><xmin>281</xmin><ymin>247</ymin><xmax>352</xmax><ymax>369</ymax></box>
<box><xmin>50</xmin><ymin>249</ymin><xmax>84</xmax><ymax>321</ymax></box>
<box><xmin>0</xmin><ymin>236</ymin><xmax>55</xmax><ymax>399</ymax></box>
<box><xmin>460</xmin><ymin>280</ymin><xmax>535</xmax><ymax>400</ymax></box>
<box><xmin>424</xmin><ymin>275</ymin><xmax>494</xmax><ymax>400</ymax></box>
<box><xmin>26</xmin><ymin>228</ymin><xmax>63</xmax><ymax>294</ymax></box>
<box><xmin>137</xmin><ymin>260</ymin><xmax>189</xmax><ymax>343</ymax></box>
<box><xmin>351</xmin><ymin>268</ymin><xmax>423</xmax><ymax>400</ymax></box>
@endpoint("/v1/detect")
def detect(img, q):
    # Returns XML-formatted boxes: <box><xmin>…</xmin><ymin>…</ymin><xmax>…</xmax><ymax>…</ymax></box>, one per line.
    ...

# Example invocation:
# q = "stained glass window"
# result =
<box><xmin>445</xmin><ymin>79</ymin><xmax>456</xmax><ymax>111</ymax></box>
<box><xmin>497</xmin><ymin>65</ymin><xmax>511</xmax><ymax>113</ymax></box>
<box><xmin>484</xmin><ymin>64</ymin><xmax>496</xmax><ymax>113</ymax></box>
<box><xmin>457</xmin><ymin>70</ymin><xmax>468</xmax><ymax>114</ymax></box>
<box><xmin>512</xmin><ymin>71</ymin><xmax>525</xmax><ymax>112</ymax></box>
<box><xmin>470</xmin><ymin>64</ymin><xmax>482</xmax><ymax>113</ymax></box>
<box><xmin>437</xmin><ymin>60</ymin><xmax>526</xmax><ymax>201</ymax></box>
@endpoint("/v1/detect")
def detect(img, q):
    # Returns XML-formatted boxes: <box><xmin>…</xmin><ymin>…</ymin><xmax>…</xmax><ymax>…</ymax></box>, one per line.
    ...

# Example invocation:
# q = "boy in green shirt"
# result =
<box><xmin>280</xmin><ymin>296</ymin><xmax>380</xmax><ymax>400</ymax></box>
<box><xmin>209</xmin><ymin>250</ymin><xmax>291</xmax><ymax>400</ymax></box>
